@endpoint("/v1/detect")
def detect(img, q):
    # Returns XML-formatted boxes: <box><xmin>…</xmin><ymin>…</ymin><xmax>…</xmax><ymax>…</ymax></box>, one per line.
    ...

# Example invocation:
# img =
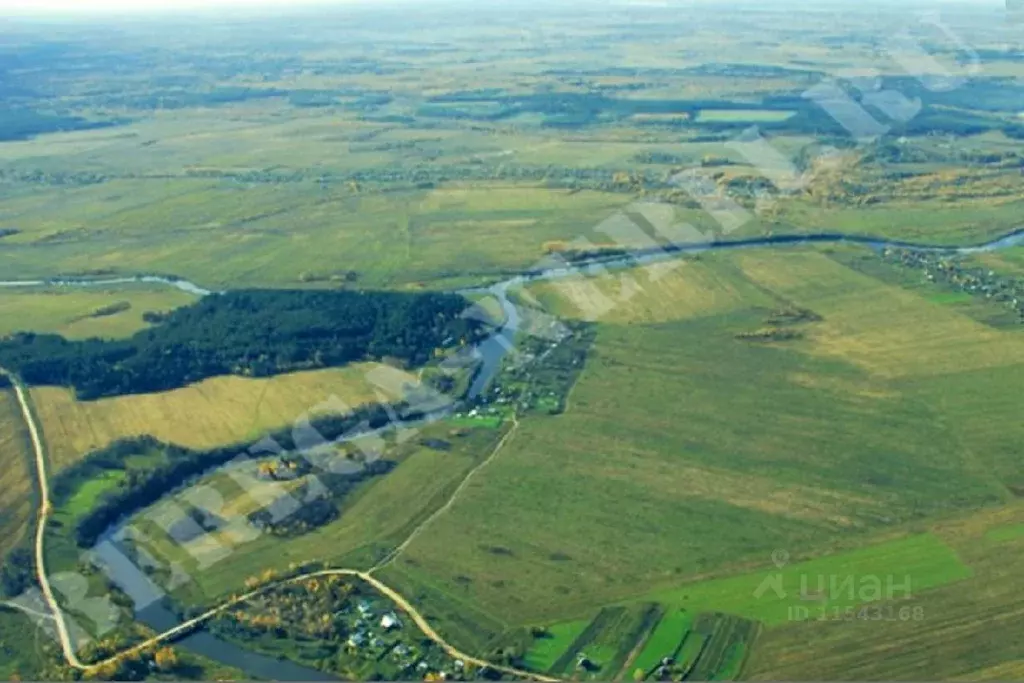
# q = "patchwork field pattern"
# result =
<box><xmin>746</xmin><ymin>503</ymin><xmax>1024</xmax><ymax>680</ymax></box>
<box><xmin>520</xmin><ymin>605</ymin><xmax>759</xmax><ymax>681</ymax></box>
<box><xmin>376</xmin><ymin>245</ymin><xmax>1024</xmax><ymax>673</ymax></box>
<box><xmin>124</xmin><ymin>425</ymin><xmax>507</xmax><ymax>607</ymax></box>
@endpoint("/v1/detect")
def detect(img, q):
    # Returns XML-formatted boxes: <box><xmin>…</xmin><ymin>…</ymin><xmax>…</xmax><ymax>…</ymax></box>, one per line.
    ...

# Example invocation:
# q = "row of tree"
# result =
<box><xmin>58</xmin><ymin>397</ymin><xmax>419</xmax><ymax>549</ymax></box>
<box><xmin>0</xmin><ymin>289</ymin><xmax>481</xmax><ymax>400</ymax></box>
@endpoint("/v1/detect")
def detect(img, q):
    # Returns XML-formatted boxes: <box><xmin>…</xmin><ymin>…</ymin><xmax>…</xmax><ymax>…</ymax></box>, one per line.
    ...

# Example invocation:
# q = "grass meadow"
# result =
<box><xmin>2</xmin><ymin>6</ymin><xmax>1022</xmax><ymax>680</ymax></box>
<box><xmin>523</xmin><ymin>619</ymin><xmax>590</xmax><ymax>671</ymax></box>
<box><xmin>0</xmin><ymin>285</ymin><xmax>196</xmax><ymax>340</ymax></box>
<box><xmin>694</xmin><ymin>109</ymin><xmax>796</xmax><ymax>123</ymax></box>
<box><xmin>31</xmin><ymin>364</ymin><xmax>400</xmax><ymax>471</ymax></box>
<box><xmin>0</xmin><ymin>176</ymin><xmax>637</xmax><ymax>291</ymax></box>
<box><xmin>639</xmin><ymin>534</ymin><xmax>971</xmax><ymax>626</ymax></box>
<box><xmin>372</xmin><ymin>245</ymin><xmax>1024</xmax><ymax>663</ymax></box>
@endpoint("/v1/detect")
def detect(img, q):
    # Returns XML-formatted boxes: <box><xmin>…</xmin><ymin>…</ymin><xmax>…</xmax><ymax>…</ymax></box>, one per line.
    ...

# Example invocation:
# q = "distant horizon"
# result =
<box><xmin>0</xmin><ymin>0</ymin><xmax>1007</xmax><ymax>17</ymax></box>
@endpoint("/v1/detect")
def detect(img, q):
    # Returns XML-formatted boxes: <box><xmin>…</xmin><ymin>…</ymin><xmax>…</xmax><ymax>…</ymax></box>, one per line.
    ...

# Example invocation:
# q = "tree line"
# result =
<box><xmin>0</xmin><ymin>289</ymin><xmax>482</xmax><ymax>400</ymax></box>
<box><xmin>64</xmin><ymin>398</ymin><xmax>421</xmax><ymax>549</ymax></box>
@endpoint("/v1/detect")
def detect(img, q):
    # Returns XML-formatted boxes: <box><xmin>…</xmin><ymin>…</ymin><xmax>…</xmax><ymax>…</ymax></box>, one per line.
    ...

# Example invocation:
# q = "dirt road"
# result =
<box><xmin>2</xmin><ymin>369</ymin><xmax>554</xmax><ymax>680</ymax></box>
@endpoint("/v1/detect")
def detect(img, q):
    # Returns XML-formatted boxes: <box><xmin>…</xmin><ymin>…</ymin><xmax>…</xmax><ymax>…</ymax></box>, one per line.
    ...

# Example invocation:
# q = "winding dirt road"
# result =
<box><xmin>1</xmin><ymin>368</ymin><xmax>553</xmax><ymax>681</ymax></box>
<box><xmin>1</xmin><ymin>368</ymin><xmax>87</xmax><ymax>670</ymax></box>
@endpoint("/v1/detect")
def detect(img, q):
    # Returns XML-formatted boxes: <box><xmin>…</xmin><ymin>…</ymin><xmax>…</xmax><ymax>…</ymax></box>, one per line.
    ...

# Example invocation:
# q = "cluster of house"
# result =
<box><xmin>342</xmin><ymin>599</ymin><xmax>469</xmax><ymax>680</ymax></box>
<box><xmin>345</xmin><ymin>600</ymin><xmax>404</xmax><ymax>650</ymax></box>
<box><xmin>883</xmin><ymin>248</ymin><xmax>1024</xmax><ymax>319</ymax></box>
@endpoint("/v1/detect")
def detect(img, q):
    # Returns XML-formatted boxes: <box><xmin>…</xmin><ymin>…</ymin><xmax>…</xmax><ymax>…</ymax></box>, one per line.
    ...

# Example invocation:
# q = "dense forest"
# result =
<box><xmin>413</xmin><ymin>82</ymin><xmax>1023</xmax><ymax>137</ymax></box>
<box><xmin>0</xmin><ymin>106</ymin><xmax>122</xmax><ymax>142</ymax></box>
<box><xmin>0</xmin><ymin>289</ymin><xmax>482</xmax><ymax>400</ymax></box>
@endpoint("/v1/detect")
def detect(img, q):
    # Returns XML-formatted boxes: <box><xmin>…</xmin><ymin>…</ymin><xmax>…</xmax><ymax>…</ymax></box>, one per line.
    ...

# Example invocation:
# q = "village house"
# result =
<box><xmin>381</xmin><ymin>611</ymin><xmax>402</xmax><ymax>630</ymax></box>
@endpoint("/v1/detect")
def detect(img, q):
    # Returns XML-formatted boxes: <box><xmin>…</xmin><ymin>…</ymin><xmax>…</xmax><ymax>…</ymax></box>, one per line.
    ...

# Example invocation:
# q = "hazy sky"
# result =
<box><xmin>0</xmin><ymin>0</ymin><xmax>1005</xmax><ymax>14</ymax></box>
<box><xmin>0</xmin><ymin>0</ymin><xmax>371</xmax><ymax>15</ymax></box>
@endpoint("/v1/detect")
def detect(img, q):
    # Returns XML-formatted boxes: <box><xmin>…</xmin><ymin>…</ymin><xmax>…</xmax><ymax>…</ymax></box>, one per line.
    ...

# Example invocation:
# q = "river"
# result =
<box><xmin>91</xmin><ymin>535</ymin><xmax>338</xmax><ymax>681</ymax></box>
<box><xmin>5</xmin><ymin>228</ymin><xmax>1023</xmax><ymax>678</ymax></box>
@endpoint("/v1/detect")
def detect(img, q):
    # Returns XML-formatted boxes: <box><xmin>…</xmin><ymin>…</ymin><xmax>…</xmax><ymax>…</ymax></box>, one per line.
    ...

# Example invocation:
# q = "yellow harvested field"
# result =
<box><xmin>32</xmin><ymin>364</ymin><xmax>417</xmax><ymax>471</ymax></box>
<box><xmin>527</xmin><ymin>254</ymin><xmax>774</xmax><ymax>323</ymax></box>
<box><xmin>735</xmin><ymin>250</ymin><xmax>1024</xmax><ymax>378</ymax></box>
<box><xmin>0</xmin><ymin>389</ymin><xmax>34</xmax><ymax>559</ymax></box>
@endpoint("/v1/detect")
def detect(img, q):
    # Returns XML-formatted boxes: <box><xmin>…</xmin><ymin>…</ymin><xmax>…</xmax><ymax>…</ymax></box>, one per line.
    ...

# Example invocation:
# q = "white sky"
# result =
<box><xmin>0</xmin><ymin>0</ymin><xmax>1005</xmax><ymax>15</ymax></box>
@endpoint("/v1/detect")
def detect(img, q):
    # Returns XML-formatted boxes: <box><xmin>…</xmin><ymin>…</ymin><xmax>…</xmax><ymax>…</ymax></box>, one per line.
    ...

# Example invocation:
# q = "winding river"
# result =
<box><xmin>3</xmin><ymin>228</ymin><xmax>1023</xmax><ymax>679</ymax></box>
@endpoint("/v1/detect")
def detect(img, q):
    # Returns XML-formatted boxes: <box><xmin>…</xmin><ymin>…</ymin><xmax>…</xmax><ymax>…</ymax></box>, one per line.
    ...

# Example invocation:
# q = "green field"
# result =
<box><xmin>372</xmin><ymin>245</ymin><xmax>1024</xmax><ymax>665</ymax></box>
<box><xmin>53</xmin><ymin>470</ymin><xmax>126</xmax><ymax>522</ymax></box>
<box><xmin>2</xmin><ymin>4</ymin><xmax>1023</xmax><ymax>680</ymax></box>
<box><xmin>641</xmin><ymin>534</ymin><xmax>971</xmax><ymax>626</ymax></box>
<box><xmin>924</xmin><ymin>291</ymin><xmax>976</xmax><ymax>305</ymax></box>
<box><xmin>0</xmin><ymin>286</ymin><xmax>196</xmax><ymax>340</ymax></box>
<box><xmin>0</xmin><ymin>608</ymin><xmax>49</xmax><ymax>680</ymax></box>
<box><xmin>546</xmin><ymin>604</ymin><xmax>661</xmax><ymax>679</ymax></box>
<box><xmin>523</xmin><ymin>619</ymin><xmax>590</xmax><ymax>672</ymax></box>
<box><xmin>985</xmin><ymin>523</ymin><xmax>1024</xmax><ymax>543</ymax></box>
<box><xmin>747</xmin><ymin>504</ymin><xmax>1024</xmax><ymax>680</ymax></box>
<box><xmin>695</xmin><ymin>109</ymin><xmax>796</xmax><ymax>123</ymax></box>
<box><xmin>629</xmin><ymin>609</ymin><xmax>694</xmax><ymax>677</ymax></box>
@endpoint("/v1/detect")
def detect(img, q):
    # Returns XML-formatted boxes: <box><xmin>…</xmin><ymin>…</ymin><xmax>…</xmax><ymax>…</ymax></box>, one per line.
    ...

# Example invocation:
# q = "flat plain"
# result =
<box><xmin>373</xmin><ymin>245</ymin><xmax>1024</xmax><ymax>673</ymax></box>
<box><xmin>1</xmin><ymin>2</ymin><xmax>1023</xmax><ymax>680</ymax></box>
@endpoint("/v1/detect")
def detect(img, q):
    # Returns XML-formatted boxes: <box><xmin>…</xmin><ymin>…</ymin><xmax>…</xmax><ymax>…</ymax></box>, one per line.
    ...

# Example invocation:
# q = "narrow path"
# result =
<box><xmin>2</xmin><ymin>368</ymin><xmax>552</xmax><ymax>680</ymax></box>
<box><xmin>370</xmin><ymin>414</ymin><xmax>521</xmax><ymax>572</ymax></box>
